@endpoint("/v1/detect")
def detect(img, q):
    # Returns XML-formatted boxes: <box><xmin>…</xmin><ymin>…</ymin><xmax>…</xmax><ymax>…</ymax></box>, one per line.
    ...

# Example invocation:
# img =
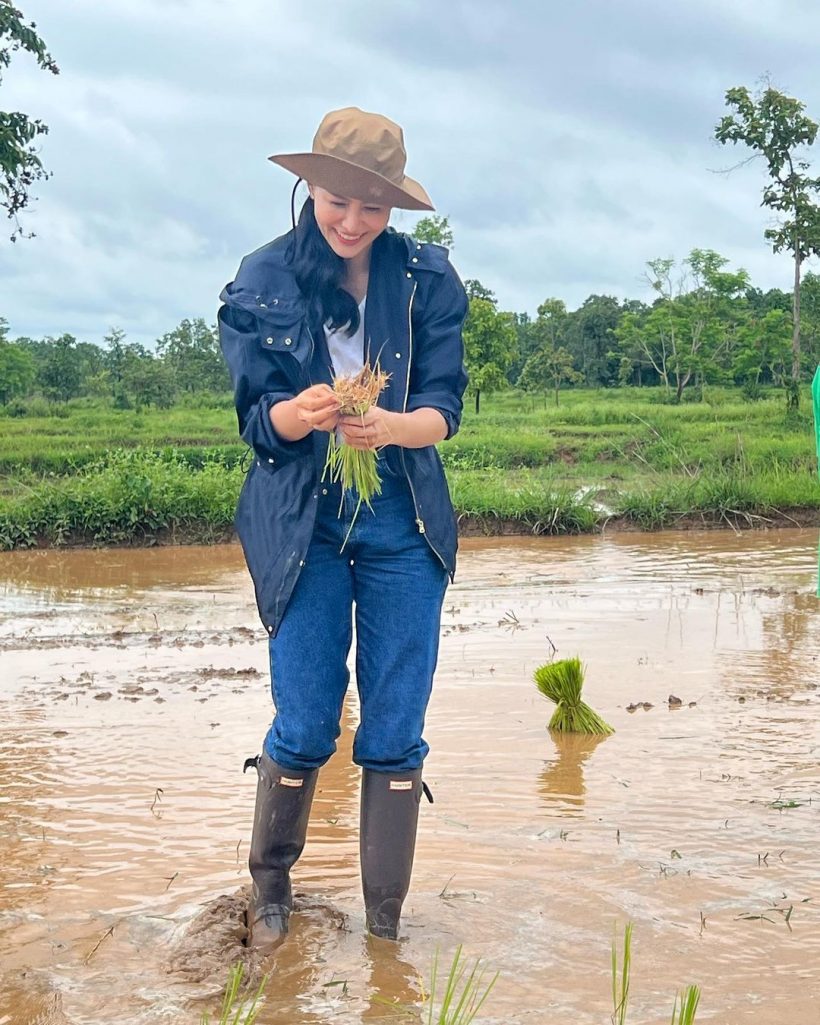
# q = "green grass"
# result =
<box><xmin>0</xmin><ymin>385</ymin><xmax>817</xmax><ymax>548</ymax></box>
<box><xmin>200</xmin><ymin>963</ymin><xmax>267</xmax><ymax>1025</ymax></box>
<box><xmin>612</xmin><ymin>923</ymin><xmax>701</xmax><ymax>1025</ymax></box>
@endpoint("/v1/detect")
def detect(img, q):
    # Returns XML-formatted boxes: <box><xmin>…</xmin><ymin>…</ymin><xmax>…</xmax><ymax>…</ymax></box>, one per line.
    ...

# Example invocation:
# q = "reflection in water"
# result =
<box><xmin>360</xmin><ymin>935</ymin><xmax>423</xmax><ymax>1023</ymax></box>
<box><xmin>538</xmin><ymin>732</ymin><xmax>609</xmax><ymax>813</ymax></box>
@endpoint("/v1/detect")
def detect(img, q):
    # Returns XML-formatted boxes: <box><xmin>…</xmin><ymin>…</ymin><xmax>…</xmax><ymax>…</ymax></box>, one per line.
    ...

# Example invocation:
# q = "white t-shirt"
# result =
<box><xmin>324</xmin><ymin>296</ymin><xmax>367</xmax><ymax>381</ymax></box>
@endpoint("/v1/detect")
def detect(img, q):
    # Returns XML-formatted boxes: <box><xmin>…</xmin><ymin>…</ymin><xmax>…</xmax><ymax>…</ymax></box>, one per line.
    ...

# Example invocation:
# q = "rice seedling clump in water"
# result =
<box><xmin>534</xmin><ymin>656</ymin><xmax>614</xmax><ymax>735</ymax></box>
<box><xmin>323</xmin><ymin>363</ymin><xmax>390</xmax><ymax>518</ymax></box>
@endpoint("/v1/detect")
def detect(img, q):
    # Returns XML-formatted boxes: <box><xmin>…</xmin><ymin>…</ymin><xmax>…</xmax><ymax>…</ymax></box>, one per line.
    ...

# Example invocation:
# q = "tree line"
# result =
<box><xmin>2</xmin><ymin>254</ymin><xmax>819</xmax><ymax>412</ymax></box>
<box><xmin>0</xmin><ymin>318</ymin><xmax>229</xmax><ymax>408</ymax></box>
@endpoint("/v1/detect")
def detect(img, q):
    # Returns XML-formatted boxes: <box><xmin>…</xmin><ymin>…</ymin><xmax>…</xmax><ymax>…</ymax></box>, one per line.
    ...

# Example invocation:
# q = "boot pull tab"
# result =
<box><xmin>243</xmin><ymin>755</ymin><xmax>260</xmax><ymax>774</ymax></box>
<box><xmin>422</xmin><ymin>781</ymin><xmax>434</xmax><ymax>804</ymax></box>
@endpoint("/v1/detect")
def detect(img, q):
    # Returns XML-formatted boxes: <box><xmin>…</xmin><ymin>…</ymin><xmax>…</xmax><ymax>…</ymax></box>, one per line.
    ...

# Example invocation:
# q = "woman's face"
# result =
<box><xmin>311</xmin><ymin>185</ymin><xmax>391</xmax><ymax>262</ymax></box>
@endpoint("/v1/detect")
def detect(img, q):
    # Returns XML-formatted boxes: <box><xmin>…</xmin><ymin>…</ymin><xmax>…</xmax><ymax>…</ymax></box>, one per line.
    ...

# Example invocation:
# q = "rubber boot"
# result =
<box><xmin>245</xmin><ymin>751</ymin><xmax>319</xmax><ymax>952</ymax></box>
<box><xmin>360</xmin><ymin>768</ymin><xmax>424</xmax><ymax>940</ymax></box>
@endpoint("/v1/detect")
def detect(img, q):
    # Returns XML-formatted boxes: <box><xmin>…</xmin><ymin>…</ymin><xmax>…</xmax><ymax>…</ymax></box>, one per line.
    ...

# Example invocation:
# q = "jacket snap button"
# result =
<box><xmin>268</xmin><ymin>457</ymin><xmax>274</xmax><ymax>464</ymax></box>
<box><xmin>299</xmin><ymin>560</ymin><xmax>305</xmax><ymax>567</ymax></box>
<box><xmin>267</xmin><ymin>625</ymin><xmax>273</xmax><ymax>633</ymax></box>
<box><xmin>259</xmin><ymin>303</ymin><xmax>267</xmax><ymax>308</ymax></box>
<box><xmin>266</xmin><ymin>337</ymin><xmax>273</xmax><ymax>344</ymax></box>
<box><xmin>256</xmin><ymin>460</ymin><xmax>260</xmax><ymax>467</ymax></box>
<box><xmin>285</xmin><ymin>337</ymin><xmax>292</xmax><ymax>345</ymax></box>
<box><xmin>272</xmin><ymin>298</ymin><xmax>279</xmax><ymax>305</ymax></box>
<box><xmin>406</xmin><ymin>272</ymin><xmax>412</xmax><ymax>279</ymax></box>
<box><xmin>395</xmin><ymin>352</ymin><xmax>401</xmax><ymax>358</ymax></box>
<box><xmin>322</xmin><ymin>488</ymin><xmax>328</xmax><ymax>495</ymax></box>
<box><xmin>412</xmin><ymin>257</ymin><xmax>418</xmax><ymax>263</ymax></box>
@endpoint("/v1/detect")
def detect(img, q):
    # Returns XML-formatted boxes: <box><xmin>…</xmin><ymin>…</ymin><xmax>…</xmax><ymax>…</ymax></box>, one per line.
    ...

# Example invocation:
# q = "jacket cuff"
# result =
<box><xmin>405</xmin><ymin>393</ymin><xmax>461</xmax><ymax>440</ymax></box>
<box><xmin>241</xmin><ymin>392</ymin><xmax>313</xmax><ymax>466</ymax></box>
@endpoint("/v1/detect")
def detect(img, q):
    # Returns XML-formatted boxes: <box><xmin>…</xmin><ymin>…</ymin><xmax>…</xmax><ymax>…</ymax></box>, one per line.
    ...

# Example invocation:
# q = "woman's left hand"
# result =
<box><xmin>338</xmin><ymin>407</ymin><xmax>397</xmax><ymax>450</ymax></box>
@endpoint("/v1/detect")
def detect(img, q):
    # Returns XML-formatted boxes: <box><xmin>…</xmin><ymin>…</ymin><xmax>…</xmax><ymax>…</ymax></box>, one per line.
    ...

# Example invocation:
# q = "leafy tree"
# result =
<box><xmin>517</xmin><ymin>300</ymin><xmax>581</xmax><ymax>405</ymax></box>
<box><xmin>616</xmin><ymin>250</ymin><xmax>749</xmax><ymax>401</ymax></box>
<box><xmin>464</xmin><ymin>279</ymin><xmax>496</xmax><ymax>303</ymax></box>
<box><xmin>156</xmin><ymin>317</ymin><xmax>229</xmax><ymax>393</ymax></box>
<box><xmin>0</xmin><ymin>317</ymin><xmax>34</xmax><ymax>401</ymax></box>
<box><xmin>413</xmin><ymin>214</ymin><xmax>453</xmax><ymax>247</ymax></box>
<box><xmin>462</xmin><ymin>297</ymin><xmax>517</xmax><ymax>414</ymax></box>
<box><xmin>733</xmin><ymin>308</ymin><xmax>791</xmax><ymax>388</ymax></box>
<box><xmin>715</xmin><ymin>84</ymin><xmax>820</xmax><ymax>408</ymax></box>
<box><xmin>39</xmin><ymin>333</ymin><xmax>82</xmax><ymax>400</ymax></box>
<box><xmin>1</xmin><ymin>3</ymin><xmax>59</xmax><ymax>240</ymax></box>
<box><xmin>562</xmin><ymin>294</ymin><xmax>622</xmax><ymax>387</ymax></box>
<box><xmin>122</xmin><ymin>349</ymin><xmax>175</xmax><ymax>409</ymax></box>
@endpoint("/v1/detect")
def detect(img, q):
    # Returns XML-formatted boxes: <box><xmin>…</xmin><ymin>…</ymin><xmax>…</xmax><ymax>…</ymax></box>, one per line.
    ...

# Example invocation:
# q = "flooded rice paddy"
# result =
<box><xmin>0</xmin><ymin>529</ymin><xmax>818</xmax><ymax>1024</ymax></box>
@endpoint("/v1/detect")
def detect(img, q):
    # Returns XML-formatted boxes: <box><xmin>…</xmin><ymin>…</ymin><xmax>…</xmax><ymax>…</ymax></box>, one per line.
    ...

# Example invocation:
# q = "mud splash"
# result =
<box><xmin>1</xmin><ymin>531</ymin><xmax>819</xmax><ymax>1023</ymax></box>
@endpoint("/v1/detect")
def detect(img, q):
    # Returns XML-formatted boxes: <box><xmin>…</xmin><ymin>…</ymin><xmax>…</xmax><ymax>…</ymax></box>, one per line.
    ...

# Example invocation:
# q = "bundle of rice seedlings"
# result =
<box><xmin>323</xmin><ymin>363</ymin><xmax>391</xmax><ymax>534</ymax></box>
<box><xmin>533</xmin><ymin>656</ymin><xmax>614</xmax><ymax>735</ymax></box>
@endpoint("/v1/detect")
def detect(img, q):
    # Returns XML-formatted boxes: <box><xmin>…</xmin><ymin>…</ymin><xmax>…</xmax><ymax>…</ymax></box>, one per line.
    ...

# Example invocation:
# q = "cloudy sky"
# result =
<box><xmin>2</xmin><ymin>0</ymin><xmax>820</xmax><ymax>348</ymax></box>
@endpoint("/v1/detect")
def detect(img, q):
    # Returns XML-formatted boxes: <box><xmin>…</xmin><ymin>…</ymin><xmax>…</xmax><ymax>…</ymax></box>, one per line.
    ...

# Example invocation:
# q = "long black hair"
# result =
<box><xmin>287</xmin><ymin>188</ymin><xmax>361</xmax><ymax>335</ymax></box>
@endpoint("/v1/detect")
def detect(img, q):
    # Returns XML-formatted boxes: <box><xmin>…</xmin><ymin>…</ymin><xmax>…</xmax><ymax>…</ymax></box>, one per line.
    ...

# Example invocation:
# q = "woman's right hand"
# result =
<box><xmin>292</xmin><ymin>384</ymin><xmax>341</xmax><ymax>433</ymax></box>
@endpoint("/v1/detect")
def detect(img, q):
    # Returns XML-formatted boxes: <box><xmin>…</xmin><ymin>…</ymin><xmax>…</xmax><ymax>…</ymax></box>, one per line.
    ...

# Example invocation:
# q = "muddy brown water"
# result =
<box><xmin>1</xmin><ymin>530</ymin><xmax>819</xmax><ymax>1024</ymax></box>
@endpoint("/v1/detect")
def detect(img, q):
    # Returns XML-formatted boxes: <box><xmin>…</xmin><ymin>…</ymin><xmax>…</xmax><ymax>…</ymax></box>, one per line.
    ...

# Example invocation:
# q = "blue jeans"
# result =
<box><xmin>263</xmin><ymin>461</ymin><xmax>450</xmax><ymax>773</ymax></box>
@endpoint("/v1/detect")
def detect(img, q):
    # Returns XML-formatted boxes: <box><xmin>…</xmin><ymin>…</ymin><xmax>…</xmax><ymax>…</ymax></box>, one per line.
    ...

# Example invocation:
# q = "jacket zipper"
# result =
<box><xmin>399</xmin><ymin>280</ymin><xmax>448</xmax><ymax>572</ymax></box>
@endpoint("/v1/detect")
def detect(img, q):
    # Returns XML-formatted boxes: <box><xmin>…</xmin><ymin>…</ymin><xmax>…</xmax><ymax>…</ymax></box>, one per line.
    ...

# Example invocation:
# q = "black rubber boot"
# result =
<box><xmin>360</xmin><ymin>768</ymin><xmax>425</xmax><ymax>940</ymax></box>
<box><xmin>245</xmin><ymin>751</ymin><xmax>318</xmax><ymax>953</ymax></box>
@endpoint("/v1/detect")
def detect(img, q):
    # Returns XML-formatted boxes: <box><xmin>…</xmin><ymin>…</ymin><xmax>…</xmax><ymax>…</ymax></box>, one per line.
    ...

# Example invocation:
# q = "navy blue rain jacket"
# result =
<box><xmin>218</xmin><ymin>226</ymin><xmax>469</xmax><ymax>636</ymax></box>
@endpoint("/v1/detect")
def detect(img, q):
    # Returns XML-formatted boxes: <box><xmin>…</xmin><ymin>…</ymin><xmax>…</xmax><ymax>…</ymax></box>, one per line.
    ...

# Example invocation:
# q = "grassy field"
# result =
<box><xmin>0</xmin><ymin>386</ymin><xmax>818</xmax><ymax>548</ymax></box>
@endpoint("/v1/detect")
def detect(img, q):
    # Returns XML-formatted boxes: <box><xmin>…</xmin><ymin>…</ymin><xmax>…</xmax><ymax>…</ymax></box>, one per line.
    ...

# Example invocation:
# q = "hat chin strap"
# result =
<box><xmin>290</xmin><ymin>177</ymin><xmax>304</xmax><ymax>230</ymax></box>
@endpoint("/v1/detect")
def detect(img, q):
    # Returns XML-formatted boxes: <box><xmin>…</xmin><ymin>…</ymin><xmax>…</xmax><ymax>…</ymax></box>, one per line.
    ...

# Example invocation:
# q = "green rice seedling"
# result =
<box><xmin>670</xmin><ymin>985</ymin><xmax>701</xmax><ymax>1025</ymax></box>
<box><xmin>611</xmin><ymin>921</ymin><xmax>632</xmax><ymax>1025</ymax></box>
<box><xmin>534</xmin><ymin>657</ymin><xmax>614</xmax><ymax>735</ymax></box>
<box><xmin>375</xmin><ymin>945</ymin><xmax>498</xmax><ymax>1024</ymax></box>
<box><xmin>200</xmin><ymin>962</ymin><xmax>267</xmax><ymax>1025</ymax></box>
<box><xmin>424</xmin><ymin>945</ymin><xmax>498</xmax><ymax>1025</ymax></box>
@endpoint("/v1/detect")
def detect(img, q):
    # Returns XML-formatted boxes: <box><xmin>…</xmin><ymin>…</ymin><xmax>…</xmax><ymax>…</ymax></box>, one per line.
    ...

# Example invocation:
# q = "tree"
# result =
<box><xmin>517</xmin><ymin>300</ymin><xmax>581</xmax><ymax>405</ymax></box>
<box><xmin>122</xmin><ymin>349</ymin><xmax>175</xmax><ymax>409</ymax></box>
<box><xmin>715</xmin><ymin>84</ymin><xmax>820</xmax><ymax>409</ymax></box>
<box><xmin>733</xmin><ymin>308</ymin><xmax>791</xmax><ymax>389</ymax></box>
<box><xmin>462</xmin><ymin>297</ymin><xmax>517</xmax><ymax>414</ymax></box>
<box><xmin>156</xmin><ymin>317</ymin><xmax>229</xmax><ymax>393</ymax></box>
<box><xmin>464</xmin><ymin>279</ymin><xmax>495</xmax><ymax>303</ymax></box>
<box><xmin>412</xmin><ymin>214</ymin><xmax>453</xmax><ymax>247</ymax></box>
<box><xmin>0</xmin><ymin>317</ymin><xmax>34</xmax><ymax>401</ymax></box>
<box><xmin>1</xmin><ymin>3</ymin><xmax>59</xmax><ymax>240</ymax></box>
<box><xmin>39</xmin><ymin>333</ymin><xmax>82</xmax><ymax>401</ymax></box>
<box><xmin>616</xmin><ymin>250</ymin><xmax>749</xmax><ymax>401</ymax></box>
<box><xmin>562</xmin><ymin>294</ymin><xmax>622</xmax><ymax>387</ymax></box>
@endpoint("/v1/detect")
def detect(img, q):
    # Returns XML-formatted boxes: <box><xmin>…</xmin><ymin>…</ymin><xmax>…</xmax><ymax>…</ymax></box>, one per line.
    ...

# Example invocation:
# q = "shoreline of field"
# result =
<box><xmin>3</xmin><ymin>506</ymin><xmax>819</xmax><ymax>554</ymax></box>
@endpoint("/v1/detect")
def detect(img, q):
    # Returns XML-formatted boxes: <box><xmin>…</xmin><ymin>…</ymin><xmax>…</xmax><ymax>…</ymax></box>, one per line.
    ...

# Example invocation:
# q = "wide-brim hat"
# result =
<box><xmin>269</xmin><ymin>106</ymin><xmax>434</xmax><ymax>212</ymax></box>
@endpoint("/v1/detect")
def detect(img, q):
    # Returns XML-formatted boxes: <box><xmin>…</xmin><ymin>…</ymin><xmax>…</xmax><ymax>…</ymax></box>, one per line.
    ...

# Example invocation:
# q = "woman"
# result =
<box><xmin>218</xmin><ymin>107</ymin><xmax>468</xmax><ymax>950</ymax></box>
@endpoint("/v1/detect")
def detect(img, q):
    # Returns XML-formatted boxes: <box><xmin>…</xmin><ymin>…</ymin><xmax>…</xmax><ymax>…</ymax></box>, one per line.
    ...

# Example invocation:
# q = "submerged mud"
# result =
<box><xmin>1</xmin><ymin>531</ymin><xmax>819</xmax><ymax>1023</ymax></box>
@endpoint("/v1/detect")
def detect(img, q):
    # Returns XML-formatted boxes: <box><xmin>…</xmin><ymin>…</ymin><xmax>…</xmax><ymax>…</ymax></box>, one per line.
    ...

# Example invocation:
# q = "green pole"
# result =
<box><xmin>813</xmin><ymin>366</ymin><xmax>820</xmax><ymax>597</ymax></box>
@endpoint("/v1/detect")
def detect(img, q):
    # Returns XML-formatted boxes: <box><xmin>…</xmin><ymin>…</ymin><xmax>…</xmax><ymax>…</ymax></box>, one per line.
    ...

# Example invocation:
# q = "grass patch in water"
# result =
<box><xmin>200</xmin><ymin>963</ymin><xmax>267</xmax><ymax>1025</ymax></box>
<box><xmin>612</xmin><ymin>923</ymin><xmax>701</xmax><ymax>1025</ymax></box>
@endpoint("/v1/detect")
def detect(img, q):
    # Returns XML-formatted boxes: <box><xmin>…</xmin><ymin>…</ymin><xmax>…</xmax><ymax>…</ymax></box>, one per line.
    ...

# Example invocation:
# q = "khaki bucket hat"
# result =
<box><xmin>269</xmin><ymin>106</ymin><xmax>434</xmax><ymax>211</ymax></box>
